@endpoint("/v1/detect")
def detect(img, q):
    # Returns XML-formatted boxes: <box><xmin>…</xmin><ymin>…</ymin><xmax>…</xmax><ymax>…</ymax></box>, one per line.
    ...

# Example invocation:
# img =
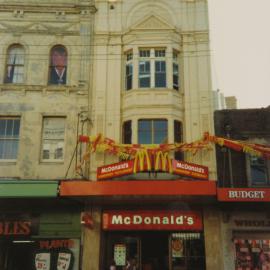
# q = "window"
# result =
<box><xmin>173</xmin><ymin>51</ymin><xmax>179</xmax><ymax>90</ymax></box>
<box><xmin>139</xmin><ymin>49</ymin><xmax>151</xmax><ymax>88</ymax></box>
<box><xmin>48</xmin><ymin>45</ymin><xmax>67</xmax><ymax>85</ymax></box>
<box><xmin>249</xmin><ymin>156</ymin><xmax>269</xmax><ymax>186</ymax></box>
<box><xmin>139</xmin><ymin>48</ymin><xmax>167</xmax><ymax>89</ymax></box>
<box><xmin>41</xmin><ymin>117</ymin><xmax>65</xmax><ymax>161</ymax></box>
<box><xmin>174</xmin><ymin>120</ymin><xmax>183</xmax><ymax>160</ymax></box>
<box><xmin>122</xmin><ymin>120</ymin><xmax>132</xmax><ymax>144</ymax></box>
<box><xmin>0</xmin><ymin>117</ymin><xmax>20</xmax><ymax>159</ymax></box>
<box><xmin>4</xmin><ymin>45</ymin><xmax>25</xmax><ymax>83</ymax></box>
<box><xmin>138</xmin><ymin>119</ymin><xmax>167</xmax><ymax>144</ymax></box>
<box><xmin>125</xmin><ymin>51</ymin><xmax>133</xmax><ymax>90</ymax></box>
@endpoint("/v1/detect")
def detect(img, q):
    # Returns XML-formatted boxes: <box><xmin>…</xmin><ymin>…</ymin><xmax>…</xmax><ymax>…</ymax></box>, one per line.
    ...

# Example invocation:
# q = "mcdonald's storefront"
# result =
<box><xmin>60</xmin><ymin>176</ymin><xmax>219</xmax><ymax>270</ymax></box>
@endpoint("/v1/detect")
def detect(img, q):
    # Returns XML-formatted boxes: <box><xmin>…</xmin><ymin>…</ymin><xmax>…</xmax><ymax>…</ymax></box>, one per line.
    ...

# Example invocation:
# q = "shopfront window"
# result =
<box><xmin>234</xmin><ymin>239</ymin><xmax>270</xmax><ymax>270</ymax></box>
<box><xmin>0</xmin><ymin>238</ymin><xmax>80</xmax><ymax>270</ymax></box>
<box><xmin>104</xmin><ymin>232</ymin><xmax>205</xmax><ymax>270</ymax></box>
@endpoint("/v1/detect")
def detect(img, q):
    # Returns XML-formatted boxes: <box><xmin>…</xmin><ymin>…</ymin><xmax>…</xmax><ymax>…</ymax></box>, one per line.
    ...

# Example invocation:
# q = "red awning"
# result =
<box><xmin>60</xmin><ymin>180</ymin><xmax>216</xmax><ymax>197</ymax></box>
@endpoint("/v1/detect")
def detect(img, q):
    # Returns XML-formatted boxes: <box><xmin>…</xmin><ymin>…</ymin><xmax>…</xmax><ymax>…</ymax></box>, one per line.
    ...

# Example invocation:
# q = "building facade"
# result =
<box><xmin>0</xmin><ymin>0</ymin><xmax>96</xmax><ymax>269</ymax></box>
<box><xmin>215</xmin><ymin>108</ymin><xmax>270</xmax><ymax>270</ymax></box>
<box><xmin>61</xmin><ymin>1</ymin><xmax>221</xmax><ymax>270</ymax></box>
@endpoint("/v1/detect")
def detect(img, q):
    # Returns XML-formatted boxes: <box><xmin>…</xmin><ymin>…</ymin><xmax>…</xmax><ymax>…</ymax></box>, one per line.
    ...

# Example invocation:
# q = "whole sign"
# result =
<box><xmin>217</xmin><ymin>188</ymin><xmax>270</xmax><ymax>202</ymax></box>
<box><xmin>97</xmin><ymin>160</ymin><xmax>134</xmax><ymax>180</ymax></box>
<box><xmin>172</xmin><ymin>160</ymin><xmax>209</xmax><ymax>180</ymax></box>
<box><xmin>102</xmin><ymin>210</ymin><xmax>203</xmax><ymax>231</ymax></box>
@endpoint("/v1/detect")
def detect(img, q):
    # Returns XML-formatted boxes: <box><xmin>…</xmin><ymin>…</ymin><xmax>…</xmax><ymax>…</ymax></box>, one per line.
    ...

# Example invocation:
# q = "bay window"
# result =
<box><xmin>125</xmin><ymin>48</ymin><xmax>180</xmax><ymax>90</ymax></box>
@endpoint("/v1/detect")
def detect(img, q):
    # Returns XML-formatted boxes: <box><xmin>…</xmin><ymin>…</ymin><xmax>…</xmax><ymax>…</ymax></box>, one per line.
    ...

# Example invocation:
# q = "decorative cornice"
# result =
<box><xmin>0</xmin><ymin>84</ymin><xmax>87</xmax><ymax>95</ymax></box>
<box><xmin>0</xmin><ymin>4</ymin><xmax>97</xmax><ymax>14</ymax></box>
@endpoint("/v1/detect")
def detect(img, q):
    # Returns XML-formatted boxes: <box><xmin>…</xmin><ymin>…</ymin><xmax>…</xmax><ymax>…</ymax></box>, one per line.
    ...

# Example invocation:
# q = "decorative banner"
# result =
<box><xmin>217</xmin><ymin>188</ymin><xmax>270</xmax><ymax>202</ymax></box>
<box><xmin>172</xmin><ymin>160</ymin><xmax>209</xmax><ymax>180</ymax></box>
<box><xmin>57</xmin><ymin>253</ymin><xmax>71</xmax><ymax>270</ymax></box>
<box><xmin>35</xmin><ymin>253</ymin><xmax>51</xmax><ymax>270</ymax></box>
<box><xmin>102</xmin><ymin>210</ymin><xmax>203</xmax><ymax>231</ymax></box>
<box><xmin>97</xmin><ymin>160</ymin><xmax>134</xmax><ymax>180</ymax></box>
<box><xmin>76</xmin><ymin>133</ymin><xmax>270</xmax><ymax>176</ymax></box>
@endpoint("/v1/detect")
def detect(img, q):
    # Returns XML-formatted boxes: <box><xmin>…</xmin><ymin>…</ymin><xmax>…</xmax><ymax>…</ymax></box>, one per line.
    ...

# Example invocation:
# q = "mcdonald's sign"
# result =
<box><xmin>154</xmin><ymin>151</ymin><xmax>172</xmax><ymax>173</ymax></box>
<box><xmin>133</xmin><ymin>150</ymin><xmax>151</xmax><ymax>173</ymax></box>
<box><xmin>97</xmin><ymin>160</ymin><xmax>134</xmax><ymax>180</ymax></box>
<box><xmin>172</xmin><ymin>160</ymin><xmax>209</xmax><ymax>180</ymax></box>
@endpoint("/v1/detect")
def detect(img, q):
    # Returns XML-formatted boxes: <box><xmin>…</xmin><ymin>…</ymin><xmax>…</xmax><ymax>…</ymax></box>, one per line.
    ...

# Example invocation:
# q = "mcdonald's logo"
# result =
<box><xmin>154</xmin><ymin>151</ymin><xmax>172</xmax><ymax>173</ymax></box>
<box><xmin>133</xmin><ymin>150</ymin><xmax>151</xmax><ymax>173</ymax></box>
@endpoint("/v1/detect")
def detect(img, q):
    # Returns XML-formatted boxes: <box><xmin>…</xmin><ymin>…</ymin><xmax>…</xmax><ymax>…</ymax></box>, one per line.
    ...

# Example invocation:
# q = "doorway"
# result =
<box><xmin>141</xmin><ymin>232</ymin><xmax>169</xmax><ymax>270</ymax></box>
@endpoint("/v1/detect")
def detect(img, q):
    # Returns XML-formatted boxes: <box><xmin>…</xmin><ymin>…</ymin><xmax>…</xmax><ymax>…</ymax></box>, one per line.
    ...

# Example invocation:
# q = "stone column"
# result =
<box><xmin>203</xmin><ymin>206</ymin><xmax>224</xmax><ymax>270</ymax></box>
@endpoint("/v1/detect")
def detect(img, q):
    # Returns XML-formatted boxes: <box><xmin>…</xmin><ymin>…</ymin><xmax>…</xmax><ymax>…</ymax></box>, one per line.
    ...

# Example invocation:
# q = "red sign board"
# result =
<box><xmin>217</xmin><ymin>188</ymin><xmax>270</xmax><ymax>202</ymax></box>
<box><xmin>97</xmin><ymin>160</ymin><xmax>134</xmax><ymax>180</ymax></box>
<box><xmin>102</xmin><ymin>210</ymin><xmax>203</xmax><ymax>231</ymax></box>
<box><xmin>172</xmin><ymin>160</ymin><xmax>208</xmax><ymax>180</ymax></box>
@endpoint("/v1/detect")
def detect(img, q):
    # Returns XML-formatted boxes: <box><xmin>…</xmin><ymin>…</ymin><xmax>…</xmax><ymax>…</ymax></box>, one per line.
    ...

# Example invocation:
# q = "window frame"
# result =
<box><xmin>40</xmin><ymin>116</ymin><xmax>66</xmax><ymax>162</ymax></box>
<box><xmin>0</xmin><ymin>117</ymin><xmax>21</xmax><ymax>160</ymax></box>
<box><xmin>4</xmin><ymin>44</ymin><xmax>25</xmax><ymax>84</ymax></box>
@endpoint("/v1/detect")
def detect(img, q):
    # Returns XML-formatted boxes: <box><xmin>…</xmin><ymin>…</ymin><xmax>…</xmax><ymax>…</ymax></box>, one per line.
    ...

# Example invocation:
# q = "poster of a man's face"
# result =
<box><xmin>49</xmin><ymin>46</ymin><xmax>67</xmax><ymax>85</ymax></box>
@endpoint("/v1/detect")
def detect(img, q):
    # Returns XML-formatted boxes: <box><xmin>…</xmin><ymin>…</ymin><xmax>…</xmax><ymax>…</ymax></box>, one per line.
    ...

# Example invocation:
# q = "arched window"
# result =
<box><xmin>48</xmin><ymin>45</ymin><xmax>67</xmax><ymax>85</ymax></box>
<box><xmin>5</xmin><ymin>44</ymin><xmax>25</xmax><ymax>83</ymax></box>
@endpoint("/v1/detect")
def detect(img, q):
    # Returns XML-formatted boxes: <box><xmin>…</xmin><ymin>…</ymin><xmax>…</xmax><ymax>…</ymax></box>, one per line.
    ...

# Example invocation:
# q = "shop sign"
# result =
<box><xmin>39</xmin><ymin>239</ymin><xmax>75</xmax><ymax>249</ymax></box>
<box><xmin>233</xmin><ymin>219</ymin><xmax>270</xmax><ymax>228</ymax></box>
<box><xmin>217</xmin><ymin>188</ymin><xmax>270</xmax><ymax>202</ymax></box>
<box><xmin>102</xmin><ymin>210</ymin><xmax>203</xmax><ymax>231</ymax></box>
<box><xmin>0</xmin><ymin>215</ymin><xmax>39</xmax><ymax>236</ymax></box>
<box><xmin>172</xmin><ymin>160</ymin><xmax>209</xmax><ymax>180</ymax></box>
<box><xmin>97</xmin><ymin>160</ymin><xmax>134</xmax><ymax>180</ymax></box>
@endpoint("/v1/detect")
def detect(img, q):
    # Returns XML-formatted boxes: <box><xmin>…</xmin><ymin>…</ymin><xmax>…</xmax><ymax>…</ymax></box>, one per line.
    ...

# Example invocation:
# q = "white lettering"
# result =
<box><xmin>133</xmin><ymin>215</ymin><xmax>142</xmax><ymax>224</ymax></box>
<box><xmin>187</xmin><ymin>217</ymin><xmax>194</xmax><ymax>225</ymax></box>
<box><xmin>101</xmin><ymin>163</ymin><xmax>129</xmax><ymax>174</ymax></box>
<box><xmin>112</xmin><ymin>215</ymin><xmax>123</xmax><ymax>224</ymax></box>
<box><xmin>124</xmin><ymin>217</ymin><xmax>130</xmax><ymax>224</ymax></box>
<box><xmin>176</xmin><ymin>162</ymin><xmax>205</xmax><ymax>174</ymax></box>
<box><xmin>228</xmin><ymin>190</ymin><xmax>265</xmax><ymax>199</ymax></box>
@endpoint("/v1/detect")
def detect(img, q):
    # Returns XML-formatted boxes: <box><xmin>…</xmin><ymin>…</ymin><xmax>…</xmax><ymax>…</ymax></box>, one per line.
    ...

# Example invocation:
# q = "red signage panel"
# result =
<box><xmin>172</xmin><ymin>160</ymin><xmax>209</xmax><ymax>180</ymax></box>
<box><xmin>97</xmin><ymin>160</ymin><xmax>134</xmax><ymax>180</ymax></box>
<box><xmin>217</xmin><ymin>188</ymin><xmax>270</xmax><ymax>202</ymax></box>
<box><xmin>102</xmin><ymin>210</ymin><xmax>203</xmax><ymax>231</ymax></box>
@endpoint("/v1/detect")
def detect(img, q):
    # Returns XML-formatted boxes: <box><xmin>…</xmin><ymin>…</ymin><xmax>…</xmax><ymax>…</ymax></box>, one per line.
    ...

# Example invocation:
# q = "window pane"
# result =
<box><xmin>139</xmin><ymin>50</ymin><xmax>150</xmax><ymax>57</ymax></box>
<box><xmin>123</xmin><ymin>121</ymin><xmax>132</xmax><ymax>144</ymax></box>
<box><xmin>138</xmin><ymin>131</ymin><xmax>152</xmax><ymax>144</ymax></box>
<box><xmin>138</xmin><ymin>120</ymin><xmax>167</xmax><ymax>144</ymax></box>
<box><xmin>5</xmin><ymin>46</ymin><xmax>25</xmax><ymax>84</ymax></box>
<box><xmin>155</xmin><ymin>49</ymin><xmax>166</xmax><ymax>57</ymax></box>
<box><xmin>126</xmin><ymin>64</ymin><xmax>133</xmax><ymax>90</ymax></box>
<box><xmin>155</xmin><ymin>61</ymin><xmax>166</xmax><ymax>88</ymax></box>
<box><xmin>250</xmin><ymin>157</ymin><xmax>268</xmax><ymax>185</ymax></box>
<box><xmin>42</xmin><ymin>118</ymin><xmax>65</xmax><ymax>160</ymax></box>
<box><xmin>139</xmin><ymin>61</ymin><xmax>150</xmax><ymax>88</ymax></box>
<box><xmin>13</xmin><ymin>120</ymin><xmax>20</xmax><ymax>137</ymax></box>
<box><xmin>154</xmin><ymin>131</ymin><xmax>167</xmax><ymax>144</ymax></box>
<box><xmin>0</xmin><ymin>120</ymin><xmax>6</xmax><ymax>136</ymax></box>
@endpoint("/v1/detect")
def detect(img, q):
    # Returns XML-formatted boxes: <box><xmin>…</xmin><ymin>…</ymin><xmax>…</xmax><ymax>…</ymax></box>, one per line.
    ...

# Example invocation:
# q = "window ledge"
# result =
<box><xmin>0</xmin><ymin>160</ymin><xmax>17</xmax><ymax>165</ymax></box>
<box><xmin>40</xmin><ymin>160</ymin><xmax>64</xmax><ymax>165</ymax></box>
<box><xmin>0</xmin><ymin>84</ymin><xmax>87</xmax><ymax>95</ymax></box>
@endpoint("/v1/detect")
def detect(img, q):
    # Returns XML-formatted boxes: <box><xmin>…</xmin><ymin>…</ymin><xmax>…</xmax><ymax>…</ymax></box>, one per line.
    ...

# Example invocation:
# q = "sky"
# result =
<box><xmin>208</xmin><ymin>0</ymin><xmax>270</xmax><ymax>109</ymax></box>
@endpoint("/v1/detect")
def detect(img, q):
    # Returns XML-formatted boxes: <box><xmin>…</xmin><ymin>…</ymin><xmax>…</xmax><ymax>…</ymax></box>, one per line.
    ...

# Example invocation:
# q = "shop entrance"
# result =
<box><xmin>104</xmin><ymin>232</ymin><xmax>205</xmax><ymax>270</ymax></box>
<box><xmin>141</xmin><ymin>232</ymin><xmax>169</xmax><ymax>270</ymax></box>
